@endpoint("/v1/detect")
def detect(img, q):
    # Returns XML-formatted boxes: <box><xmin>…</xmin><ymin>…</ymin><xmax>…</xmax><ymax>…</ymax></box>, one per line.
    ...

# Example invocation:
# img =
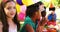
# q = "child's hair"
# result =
<box><xmin>26</xmin><ymin>3</ymin><xmax>39</xmax><ymax>17</ymax></box>
<box><xmin>49</xmin><ymin>7</ymin><xmax>55</xmax><ymax>11</ymax></box>
<box><xmin>0</xmin><ymin>0</ymin><xmax>20</xmax><ymax>32</ymax></box>
<box><xmin>36</xmin><ymin>1</ymin><xmax>43</xmax><ymax>6</ymax></box>
<box><xmin>26</xmin><ymin>1</ymin><xmax>43</xmax><ymax>17</ymax></box>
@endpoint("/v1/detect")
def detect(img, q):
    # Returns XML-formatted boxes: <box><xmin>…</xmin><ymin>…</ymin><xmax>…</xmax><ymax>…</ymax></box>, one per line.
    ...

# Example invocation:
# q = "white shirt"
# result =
<box><xmin>9</xmin><ymin>25</ymin><xmax>17</xmax><ymax>32</ymax></box>
<box><xmin>0</xmin><ymin>22</ymin><xmax>17</xmax><ymax>32</ymax></box>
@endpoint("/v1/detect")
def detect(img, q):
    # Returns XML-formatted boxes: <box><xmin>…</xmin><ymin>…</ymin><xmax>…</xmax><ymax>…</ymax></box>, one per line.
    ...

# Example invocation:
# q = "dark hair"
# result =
<box><xmin>0</xmin><ymin>0</ymin><xmax>20</xmax><ymax>32</ymax></box>
<box><xmin>36</xmin><ymin>1</ymin><xmax>43</xmax><ymax>6</ymax></box>
<box><xmin>26</xmin><ymin>1</ymin><xmax>43</xmax><ymax>16</ymax></box>
<box><xmin>26</xmin><ymin>4</ymin><xmax>39</xmax><ymax>17</ymax></box>
<box><xmin>49</xmin><ymin>7</ymin><xmax>55</xmax><ymax>11</ymax></box>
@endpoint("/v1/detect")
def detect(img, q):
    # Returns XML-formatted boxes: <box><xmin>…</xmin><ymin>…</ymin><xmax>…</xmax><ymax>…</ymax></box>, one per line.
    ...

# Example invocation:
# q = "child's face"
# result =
<box><xmin>51</xmin><ymin>11</ymin><xmax>55</xmax><ymax>14</ymax></box>
<box><xmin>4</xmin><ymin>1</ymin><xmax>16</xmax><ymax>18</ymax></box>
<box><xmin>35</xmin><ymin>11</ymin><xmax>41</xmax><ymax>20</ymax></box>
<box><xmin>39</xmin><ymin>4</ymin><xmax>44</xmax><ymax>11</ymax></box>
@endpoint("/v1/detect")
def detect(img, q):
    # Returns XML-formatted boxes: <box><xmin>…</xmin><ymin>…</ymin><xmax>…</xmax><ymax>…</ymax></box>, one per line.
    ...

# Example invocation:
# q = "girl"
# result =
<box><xmin>20</xmin><ymin>3</ymin><xmax>40</xmax><ymax>32</ymax></box>
<box><xmin>36</xmin><ymin>2</ymin><xmax>47</xmax><ymax>32</ymax></box>
<box><xmin>0</xmin><ymin>0</ymin><xmax>20</xmax><ymax>32</ymax></box>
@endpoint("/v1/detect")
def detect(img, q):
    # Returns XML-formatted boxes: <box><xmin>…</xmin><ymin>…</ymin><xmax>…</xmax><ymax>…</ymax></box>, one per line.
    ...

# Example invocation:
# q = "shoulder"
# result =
<box><xmin>25</xmin><ymin>16</ymin><xmax>32</xmax><ymax>23</ymax></box>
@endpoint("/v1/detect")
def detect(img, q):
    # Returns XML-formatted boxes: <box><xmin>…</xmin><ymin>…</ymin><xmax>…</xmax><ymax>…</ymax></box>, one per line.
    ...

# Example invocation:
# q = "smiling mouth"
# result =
<box><xmin>10</xmin><ymin>13</ymin><xmax>15</xmax><ymax>15</ymax></box>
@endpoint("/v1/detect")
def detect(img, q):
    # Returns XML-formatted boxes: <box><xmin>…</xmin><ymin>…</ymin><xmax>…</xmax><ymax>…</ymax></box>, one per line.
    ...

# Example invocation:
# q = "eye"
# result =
<box><xmin>7</xmin><ymin>7</ymin><xmax>11</xmax><ymax>10</ymax></box>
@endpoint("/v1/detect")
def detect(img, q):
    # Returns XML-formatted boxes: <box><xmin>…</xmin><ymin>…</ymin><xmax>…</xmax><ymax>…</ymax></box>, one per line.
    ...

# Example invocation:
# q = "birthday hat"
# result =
<box><xmin>49</xmin><ymin>2</ymin><xmax>55</xmax><ymax>11</ymax></box>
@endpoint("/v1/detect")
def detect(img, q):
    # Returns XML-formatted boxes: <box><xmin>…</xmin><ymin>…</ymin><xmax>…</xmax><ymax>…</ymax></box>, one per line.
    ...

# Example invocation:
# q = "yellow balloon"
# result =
<box><xmin>16</xmin><ymin>3</ymin><xmax>21</xmax><ymax>14</ymax></box>
<box><xmin>22</xmin><ymin>0</ymin><xmax>34</xmax><ymax>6</ymax></box>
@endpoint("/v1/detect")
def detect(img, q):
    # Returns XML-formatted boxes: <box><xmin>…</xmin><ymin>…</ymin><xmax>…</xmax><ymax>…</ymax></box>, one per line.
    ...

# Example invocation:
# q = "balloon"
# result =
<box><xmin>16</xmin><ymin>0</ymin><xmax>23</xmax><ymax>5</ymax></box>
<box><xmin>16</xmin><ymin>3</ymin><xmax>20</xmax><ymax>14</ymax></box>
<box><xmin>16</xmin><ymin>4</ymin><xmax>26</xmax><ymax>14</ymax></box>
<box><xmin>22</xmin><ymin>0</ymin><xmax>34</xmax><ymax>6</ymax></box>
<box><xmin>18</xmin><ymin>12</ymin><xmax>25</xmax><ymax>21</ymax></box>
<box><xmin>18</xmin><ymin>5</ymin><xmax>26</xmax><ymax>20</ymax></box>
<box><xmin>20</xmin><ymin>5</ymin><xmax>26</xmax><ymax>13</ymax></box>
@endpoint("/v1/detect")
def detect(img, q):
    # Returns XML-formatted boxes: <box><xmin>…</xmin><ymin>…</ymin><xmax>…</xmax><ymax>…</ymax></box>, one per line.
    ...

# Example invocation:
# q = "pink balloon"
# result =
<box><xmin>18</xmin><ymin>12</ymin><xmax>25</xmax><ymax>21</ymax></box>
<box><xmin>20</xmin><ymin>5</ymin><xmax>26</xmax><ymax>13</ymax></box>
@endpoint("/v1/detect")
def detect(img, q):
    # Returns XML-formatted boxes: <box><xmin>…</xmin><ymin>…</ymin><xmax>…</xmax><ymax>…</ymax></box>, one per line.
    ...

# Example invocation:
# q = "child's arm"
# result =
<box><xmin>25</xmin><ymin>24</ymin><xmax>34</xmax><ymax>32</ymax></box>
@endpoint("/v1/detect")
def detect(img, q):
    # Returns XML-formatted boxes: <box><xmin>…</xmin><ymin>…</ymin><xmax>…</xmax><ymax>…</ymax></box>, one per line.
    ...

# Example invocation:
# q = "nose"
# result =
<box><xmin>10</xmin><ymin>8</ymin><xmax>16</xmax><ymax>14</ymax></box>
<box><xmin>11</xmin><ymin>8</ymin><xmax>15</xmax><ymax>12</ymax></box>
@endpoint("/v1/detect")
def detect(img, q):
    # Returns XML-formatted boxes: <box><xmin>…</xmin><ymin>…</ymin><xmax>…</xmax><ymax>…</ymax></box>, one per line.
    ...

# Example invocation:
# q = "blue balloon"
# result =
<box><xmin>16</xmin><ymin>0</ymin><xmax>23</xmax><ymax>5</ymax></box>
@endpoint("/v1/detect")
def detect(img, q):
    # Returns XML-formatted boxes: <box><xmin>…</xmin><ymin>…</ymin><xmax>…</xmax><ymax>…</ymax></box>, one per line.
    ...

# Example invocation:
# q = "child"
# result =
<box><xmin>20</xmin><ymin>3</ymin><xmax>40</xmax><ymax>32</ymax></box>
<box><xmin>0</xmin><ymin>0</ymin><xmax>20</xmax><ymax>32</ymax></box>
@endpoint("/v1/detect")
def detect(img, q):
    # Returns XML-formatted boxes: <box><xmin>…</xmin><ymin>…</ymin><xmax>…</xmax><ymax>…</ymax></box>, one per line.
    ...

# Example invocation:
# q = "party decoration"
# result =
<box><xmin>16</xmin><ymin>0</ymin><xmax>23</xmax><ymax>5</ymax></box>
<box><xmin>18</xmin><ymin>5</ymin><xmax>26</xmax><ymax>21</ymax></box>
<box><xmin>18</xmin><ymin>12</ymin><xmax>25</xmax><ymax>21</ymax></box>
<box><xmin>20</xmin><ymin>5</ymin><xmax>26</xmax><ymax>13</ymax></box>
<box><xmin>49</xmin><ymin>2</ymin><xmax>56</xmax><ymax>11</ymax></box>
<box><xmin>16</xmin><ymin>3</ymin><xmax>20</xmax><ymax>14</ymax></box>
<box><xmin>22</xmin><ymin>0</ymin><xmax>34</xmax><ymax>6</ymax></box>
<box><xmin>49</xmin><ymin>2</ymin><xmax>54</xmax><ymax>8</ymax></box>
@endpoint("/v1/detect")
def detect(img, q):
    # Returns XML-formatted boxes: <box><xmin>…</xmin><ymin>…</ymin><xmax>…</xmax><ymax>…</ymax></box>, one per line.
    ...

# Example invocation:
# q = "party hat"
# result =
<box><xmin>49</xmin><ymin>2</ymin><xmax>55</xmax><ymax>11</ymax></box>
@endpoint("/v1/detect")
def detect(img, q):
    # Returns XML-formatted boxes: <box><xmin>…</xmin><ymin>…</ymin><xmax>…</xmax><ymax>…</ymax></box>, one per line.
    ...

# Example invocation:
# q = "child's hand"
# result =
<box><xmin>36</xmin><ymin>26</ymin><xmax>44</xmax><ymax>32</ymax></box>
